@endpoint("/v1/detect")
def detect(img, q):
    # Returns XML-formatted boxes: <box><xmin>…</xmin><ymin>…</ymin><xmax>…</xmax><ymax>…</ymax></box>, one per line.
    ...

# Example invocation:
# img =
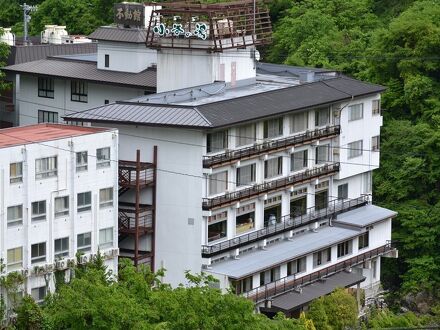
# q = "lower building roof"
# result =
<box><xmin>333</xmin><ymin>204</ymin><xmax>397</xmax><ymax>228</ymax></box>
<box><xmin>88</xmin><ymin>26</ymin><xmax>148</xmax><ymax>44</ymax></box>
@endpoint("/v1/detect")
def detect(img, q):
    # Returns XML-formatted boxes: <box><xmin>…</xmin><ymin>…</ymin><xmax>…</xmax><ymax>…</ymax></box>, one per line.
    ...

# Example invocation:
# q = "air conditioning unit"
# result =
<box><xmin>21</xmin><ymin>269</ymin><xmax>29</xmax><ymax>277</ymax></box>
<box><xmin>80</xmin><ymin>255</ymin><xmax>89</xmax><ymax>264</ymax></box>
<box><xmin>56</xmin><ymin>260</ymin><xmax>67</xmax><ymax>270</ymax></box>
<box><xmin>67</xmin><ymin>258</ymin><xmax>76</xmax><ymax>268</ymax></box>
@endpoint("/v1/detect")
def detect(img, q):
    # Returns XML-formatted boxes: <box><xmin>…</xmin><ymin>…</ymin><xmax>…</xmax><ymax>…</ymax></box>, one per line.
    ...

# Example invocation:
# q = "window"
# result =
<box><xmin>54</xmin><ymin>237</ymin><xmax>69</xmax><ymax>259</ymax></box>
<box><xmin>31</xmin><ymin>242</ymin><xmax>46</xmax><ymax>264</ymax></box>
<box><xmin>315</xmin><ymin>145</ymin><xmax>330</xmax><ymax>164</ymax></box>
<box><xmin>99</xmin><ymin>227</ymin><xmax>113</xmax><ymax>249</ymax></box>
<box><xmin>287</xmin><ymin>256</ymin><xmax>307</xmax><ymax>276</ymax></box>
<box><xmin>31</xmin><ymin>200</ymin><xmax>46</xmax><ymax>221</ymax></box>
<box><xmin>38</xmin><ymin>110</ymin><xmax>58</xmax><ymax>123</ymax></box>
<box><xmin>99</xmin><ymin>188</ymin><xmax>113</xmax><ymax>208</ymax></box>
<box><xmin>208</xmin><ymin>171</ymin><xmax>228</xmax><ymax>195</ymax></box>
<box><xmin>207</xmin><ymin>131</ymin><xmax>228</xmax><ymax>153</ymax></box>
<box><xmin>372</xmin><ymin>260</ymin><xmax>377</xmax><ymax>279</ymax></box>
<box><xmin>313</xmin><ymin>247</ymin><xmax>332</xmax><ymax>267</ymax></box>
<box><xmin>55</xmin><ymin>196</ymin><xmax>69</xmax><ymax>217</ymax></box>
<box><xmin>208</xmin><ymin>220</ymin><xmax>227</xmax><ymax>242</ymax></box>
<box><xmin>372</xmin><ymin>136</ymin><xmax>380</xmax><ymax>151</ymax></box>
<box><xmin>236</xmin><ymin>203</ymin><xmax>255</xmax><ymax>235</ymax></box>
<box><xmin>263</xmin><ymin>118</ymin><xmax>283</xmax><ymax>138</ymax></box>
<box><xmin>264</xmin><ymin>156</ymin><xmax>282</xmax><ymax>179</ymax></box>
<box><xmin>105</xmin><ymin>54</ymin><xmax>110</xmax><ymax>68</ymax></box>
<box><xmin>260</xmin><ymin>266</ymin><xmax>281</xmax><ymax>286</ymax></box>
<box><xmin>358</xmin><ymin>231</ymin><xmax>369</xmax><ymax>250</ymax></box>
<box><xmin>236</xmin><ymin>124</ymin><xmax>256</xmax><ymax>147</ymax></box>
<box><xmin>290</xmin><ymin>196</ymin><xmax>307</xmax><ymax>216</ymax></box>
<box><xmin>337</xmin><ymin>240</ymin><xmax>352</xmax><ymax>258</ymax></box>
<box><xmin>104</xmin><ymin>99</ymin><xmax>109</xmax><ymax>104</ymax></box>
<box><xmin>349</xmin><ymin>103</ymin><xmax>363</xmax><ymax>121</ymax></box>
<box><xmin>96</xmin><ymin>147</ymin><xmax>110</xmax><ymax>168</ymax></box>
<box><xmin>71</xmin><ymin>80</ymin><xmax>88</xmax><ymax>103</ymax></box>
<box><xmin>290</xmin><ymin>112</ymin><xmax>308</xmax><ymax>133</ymax></box>
<box><xmin>236</xmin><ymin>164</ymin><xmax>256</xmax><ymax>186</ymax></box>
<box><xmin>338</xmin><ymin>183</ymin><xmax>348</xmax><ymax>200</ymax></box>
<box><xmin>363</xmin><ymin>172</ymin><xmax>372</xmax><ymax>194</ymax></box>
<box><xmin>38</xmin><ymin>77</ymin><xmax>54</xmax><ymax>98</ymax></box>
<box><xmin>35</xmin><ymin>156</ymin><xmax>57</xmax><ymax>179</ymax></box>
<box><xmin>76</xmin><ymin>151</ymin><xmax>88</xmax><ymax>172</ymax></box>
<box><xmin>291</xmin><ymin>150</ymin><xmax>308</xmax><ymax>172</ymax></box>
<box><xmin>10</xmin><ymin>162</ymin><xmax>23</xmax><ymax>183</ymax></box>
<box><xmin>315</xmin><ymin>107</ymin><xmax>329</xmax><ymax>127</ymax></box>
<box><xmin>7</xmin><ymin>205</ymin><xmax>22</xmax><ymax>227</ymax></box>
<box><xmin>232</xmin><ymin>276</ymin><xmax>253</xmax><ymax>294</ymax></box>
<box><xmin>31</xmin><ymin>286</ymin><xmax>46</xmax><ymax>304</ymax></box>
<box><xmin>7</xmin><ymin>247</ymin><xmax>23</xmax><ymax>271</ymax></box>
<box><xmin>348</xmin><ymin>140</ymin><xmax>363</xmax><ymax>159</ymax></box>
<box><xmin>77</xmin><ymin>232</ymin><xmax>92</xmax><ymax>253</ymax></box>
<box><xmin>372</xmin><ymin>99</ymin><xmax>381</xmax><ymax>115</ymax></box>
<box><xmin>315</xmin><ymin>190</ymin><xmax>328</xmax><ymax>211</ymax></box>
<box><xmin>77</xmin><ymin>192</ymin><xmax>92</xmax><ymax>212</ymax></box>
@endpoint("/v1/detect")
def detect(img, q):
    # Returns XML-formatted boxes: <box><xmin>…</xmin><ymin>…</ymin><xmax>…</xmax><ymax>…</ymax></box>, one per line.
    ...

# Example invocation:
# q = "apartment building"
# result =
<box><xmin>0</xmin><ymin>124</ymin><xmax>118</xmax><ymax>305</ymax></box>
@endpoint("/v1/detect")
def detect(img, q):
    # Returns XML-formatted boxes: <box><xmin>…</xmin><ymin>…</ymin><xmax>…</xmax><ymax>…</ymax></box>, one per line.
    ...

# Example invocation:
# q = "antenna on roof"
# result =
<box><xmin>21</xmin><ymin>3</ymin><xmax>38</xmax><ymax>46</ymax></box>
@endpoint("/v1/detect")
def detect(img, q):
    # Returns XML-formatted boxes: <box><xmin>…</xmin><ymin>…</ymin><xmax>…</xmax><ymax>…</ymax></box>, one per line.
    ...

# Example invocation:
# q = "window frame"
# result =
<box><xmin>38</xmin><ymin>110</ymin><xmax>58</xmax><ymax>123</ymax></box>
<box><xmin>372</xmin><ymin>99</ymin><xmax>381</xmax><ymax>115</ymax></box>
<box><xmin>208</xmin><ymin>171</ymin><xmax>228</xmax><ymax>196</ymax></box>
<box><xmin>77</xmin><ymin>232</ymin><xmax>92</xmax><ymax>253</ymax></box>
<box><xmin>10</xmin><ymin>162</ymin><xmax>23</xmax><ymax>184</ymax></box>
<box><xmin>313</xmin><ymin>247</ymin><xmax>332</xmax><ymax>268</ymax></box>
<box><xmin>7</xmin><ymin>247</ymin><xmax>23</xmax><ymax>271</ymax></box>
<box><xmin>236</xmin><ymin>163</ymin><xmax>256</xmax><ymax>187</ymax></box>
<box><xmin>96</xmin><ymin>147</ymin><xmax>110</xmax><ymax>168</ymax></box>
<box><xmin>7</xmin><ymin>205</ymin><xmax>23</xmax><ymax>227</ymax></box>
<box><xmin>77</xmin><ymin>191</ymin><xmax>92</xmax><ymax>213</ymax></box>
<box><xmin>70</xmin><ymin>80</ymin><xmax>88</xmax><ymax>103</ymax></box>
<box><xmin>315</xmin><ymin>144</ymin><xmax>330</xmax><ymax>164</ymax></box>
<box><xmin>99</xmin><ymin>187</ymin><xmax>113</xmax><ymax>208</ymax></box>
<box><xmin>31</xmin><ymin>242</ymin><xmax>46</xmax><ymax>264</ymax></box>
<box><xmin>263</xmin><ymin>117</ymin><xmax>283</xmax><ymax>139</ymax></box>
<box><xmin>35</xmin><ymin>156</ymin><xmax>57</xmax><ymax>180</ymax></box>
<box><xmin>348</xmin><ymin>140</ymin><xmax>363</xmax><ymax>159</ymax></box>
<box><xmin>31</xmin><ymin>200</ymin><xmax>47</xmax><ymax>221</ymax></box>
<box><xmin>372</xmin><ymin>135</ymin><xmax>380</xmax><ymax>151</ymax></box>
<box><xmin>76</xmin><ymin>151</ymin><xmax>88</xmax><ymax>172</ymax></box>
<box><xmin>348</xmin><ymin>103</ymin><xmax>364</xmax><ymax>121</ymax></box>
<box><xmin>38</xmin><ymin>77</ymin><xmax>54</xmax><ymax>99</ymax></box>
<box><xmin>358</xmin><ymin>231</ymin><xmax>369</xmax><ymax>250</ymax></box>
<box><xmin>264</xmin><ymin>156</ymin><xmax>283</xmax><ymax>179</ymax></box>
<box><xmin>31</xmin><ymin>286</ymin><xmax>46</xmax><ymax>304</ymax></box>
<box><xmin>206</xmin><ymin>130</ymin><xmax>228</xmax><ymax>153</ymax></box>
<box><xmin>337</xmin><ymin>183</ymin><xmax>348</xmax><ymax>200</ymax></box>
<box><xmin>99</xmin><ymin>227</ymin><xmax>114</xmax><ymax>249</ymax></box>
<box><xmin>54</xmin><ymin>196</ymin><xmax>69</xmax><ymax>218</ymax></box>
<box><xmin>54</xmin><ymin>237</ymin><xmax>69</xmax><ymax>259</ymax></box>
<box><xmin>291</xmin><ymin>149</ymin><xmax>308</xmax><ymax>172</ymax></box>
<box><xmin>337</xmin><ymin>240</ymin><xmax>353</xmax><ymax>258</ymax></box>
<box><xmin>290</xmin><ymin>112</ymin><xmax>308</xmax><ymax>133</ymax></box>
<box><xmin>314</xmin><ymin>107</ymin><xmax>330</xmax><ymax>127</ymax></box>
<box><xmin>236</xmin><ymin>124</ymin><xmax>256</xmax><ymax>147</ymax></box>
<box><xmin>104</xmin><ymin>54</ymin><xmax>110</xmax><ymax>68</ymax></box>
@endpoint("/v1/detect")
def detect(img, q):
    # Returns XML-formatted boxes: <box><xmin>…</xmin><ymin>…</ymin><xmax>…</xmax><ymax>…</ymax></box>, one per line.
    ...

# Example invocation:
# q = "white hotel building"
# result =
<box><xmin>0</xmin><ymin>124</ymin><xmax>118</xmax><ymax>304</ymax></box>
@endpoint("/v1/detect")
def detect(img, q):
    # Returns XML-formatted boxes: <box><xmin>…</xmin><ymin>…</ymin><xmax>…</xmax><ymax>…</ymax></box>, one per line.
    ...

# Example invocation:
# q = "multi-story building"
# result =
<box><xmin>0</xmin><ymin>123</ymin><xmax>118</xmax><ymax>305</ymax></box>
<box><xmin>64</xmin><ymin>0</ymin><xmax>398</xmax><ymax>314</ymax></box>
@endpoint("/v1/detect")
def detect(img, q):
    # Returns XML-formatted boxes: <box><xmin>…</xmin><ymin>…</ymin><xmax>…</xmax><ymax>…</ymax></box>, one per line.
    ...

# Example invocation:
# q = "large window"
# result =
<box><xmin>10</xmin><ymin>162</ymin><xmax>23</xmax><ymax>183</ymax></box>
<box><xmin>99</xmin><ymin>227</ymin><xmax>114</xmax><ymax>249</ymax></box>
<box><xmin>313</xmin><ymin>247</ymin><xmax>332</xmax><ymax>268</ymax></box>
<box><xmin>290</xmin><ymin>196</ymin><xmax>307</xmax><ymax>216</ymax></box>
<box><xmin>76</xmin><ymin>151</ymin><xmax>88</xmax><ymax>172</ymax></box>
<box><xmin>372</xmin><ymin>99</ymin><xmax>381</xmax><ymax>115</ymax></box>
<box><xmin>55</xmin><ymin>196</ymin><xmax>69</xmax><ymax>217</ymax></box>
<box><xmin>38</xmin><ymin>77</ymin><xmax>54</xmax><ymax>98</ymax></box>
<box><xmin>315</xmin><ymin>190</ymin><xmax>328</xmax><ymax>211</ymax></box>
<box><xmin>7</xmin><ymin>247</ymin><xmax>23</xmax><ymax>271</ymax></box>
<box><xmin>71</xmin><ymin>81</ymin><xmax>88</xmax><ymax>103</ymax></box>
<box><xmin>208</xmin><ymin>171</ymin><xmax>228</xmax><ymax>195</ymax></box>
<box><xmin>236</xmin><ymin>124</ymin><xmax>256</xmax><ymax>147</ymax></box>
<box><xmin>31</xmin><ymin>242</ymin><xmax>46</xmax><ymax>264</ymax></box>
<box><xmin>232</xmin><ymin>276</ymin><xmax>253</xmax><ymax>294</ymax></box>
<box><xmin>287</xmin><ymin>256</ymin><xmax>307</xmax><ymax>276</ymax></box>
<box><xmin>264</xmin><ymin>196</ymin><xmax>282</xmax><ymax>227</ymax></box>
<box><xmin>315</xmin><ymin>107</ymin><xmax>330</xmax><ymax>127</ymax></box>
<box><xmin>290</xmin><ymin>112</ymin><xmax>308</xmax><ymax>133</ymax></box>
<box><xmin>236</xmin><ymin>203</ymin><xmax>255</xmax><ymax>235</ymax></box>
<box><xmin>77</xmin><ymin>232</ymin><xmax>92</xmax><ymax>253</ymax></box>
<box><xmin>96</xmin><ymin>147</ymin><xmax>110</xmax><ymax>168</ymax></box>
<box><xmin>31</xmin><ymin>200</ymin><xmax>46</xmax><ymax>221</ymax></box>
<box><xmin>236</xmin><ymin>164</ymin><xmax>256</xmax><ymax>186</ymax></box>
<box><xmin>291</xmin><ymin>150</ymin><xmax>308</xmax><ymax>172</ymax></box>
<box><xmin>77</xmin><ymin>192</ymin><xmax>92</xmax><ymax>212</ymax></box>
<box><xmin>207</xmin><ymin>131</ymin><xmax>228</xmax><ymax>153</ymax></box>
<box><xmin>348</xmin><ymin>140</ymin><xmax>363</xmax><ymax>159</ymax></box>
<box><xmin>358</xmin><ymin>231</ymin><xmax>369</xmax><ymax>250</ymax></box>
<box><xmin>263</xmin><ymin>118</ymin><xmax>283</xmax><ymax>138</ymax></box>
<box><xmin>7</xmin><ymin>205</ymin><xmax>23</xmax><ymax>227</ymax></box>
<box><xmin>264</xmin><ymin>156</ymin><xmax>282</xmax><ymax>179</ymax></box>
<box><xmin>338</xmin><ymin>183</ymin><xmax>348</xmax><ymax>200</ymax></box>
<box><xmin>208</xmin><ymin>220</ymin><xmax>227</xmax><ymax>242</ymax></box>
<box><xmin>372</xmin><ymin>136</ymin><xmax>380</xmax><ymax>151</ymax></box>
<box><xmin>35</xmin><ymin>156</ymin><xmax>57</xmax><ymax>179</ymax></box>
<box><xmin>337</xmin><ymin>240</ymin><xmax>353</xmax><ymax>258</ymax></box>
<box><xmin>349</xmin><ymin>104</ymin><xmax>363</xmax><ymax>121</ymax></box>
<box><xmin>315</xmin><ymin>145</ymin><xmax>330</xmax><ymax>164</ymax></box>
<box><xmin>38</xmin><ymin>110</ymin><xmax>58</xmax><ymax>123</ymax></box>
<box><xmin>99</xmin><ymin>188</ymin><xmax>113</xmax><ymax>208</ymax></box>
<box><xmin>260</xmin><ymin>266</ymin><xmax>281</xmax><ymax>286</ymax></box>
<box><xmin>54</xmin><ymin>237</ymin><xmax>69</xmax><ymax>259</ymax></box>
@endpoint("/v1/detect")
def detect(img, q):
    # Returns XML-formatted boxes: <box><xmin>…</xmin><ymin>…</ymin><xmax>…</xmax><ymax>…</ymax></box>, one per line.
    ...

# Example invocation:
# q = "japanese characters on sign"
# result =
<box><xmin>153</xmin><ymin>22</ymin><xmax>209</xmax><ymax>40</ymax></box>
<box><xmin>114</xmin><ymin>3</ymin><xmax>145</xmax><ymax>27</ymax></box>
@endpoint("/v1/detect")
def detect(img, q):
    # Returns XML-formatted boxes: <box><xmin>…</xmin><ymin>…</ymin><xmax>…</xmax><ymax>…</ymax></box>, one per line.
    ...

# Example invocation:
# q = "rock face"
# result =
<box><xmin>403</xmin><ymin>291</ymin><xmax>435</xmax><ymax>314</ymax></box>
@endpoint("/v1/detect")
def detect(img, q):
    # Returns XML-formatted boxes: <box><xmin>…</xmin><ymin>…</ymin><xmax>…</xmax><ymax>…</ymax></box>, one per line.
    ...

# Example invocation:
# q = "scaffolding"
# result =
<box><xmin>118</xmin><ymin>147</ymin><xmax>157</xmax><ymax>270</ymax></box>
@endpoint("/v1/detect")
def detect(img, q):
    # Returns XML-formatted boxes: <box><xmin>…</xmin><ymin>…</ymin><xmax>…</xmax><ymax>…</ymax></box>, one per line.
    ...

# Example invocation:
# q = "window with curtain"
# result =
<box><xmin>315</xmin><ymin>145</ymin><xmax>330</xmax><ymax>164</ymax></box>
<box><xmin>358</xmin><ymin>231</ymin><xmax>369</xmax><ymax>249</ymax></box>
<box><xmin>348</xmin><ymin>140</ymin><xmax>363</xmax><ymax>159</ymax></box>
<box><xmin>99</xmin><ymin>227</ymin><xmax>114</xmax><ymax>249</ymax></box>
<box><xmin>314</xmin><ymin>107</ymin><xmax>329</xmax><ymax>127</ymax></box>
<box><xmin>313</xmin><ymin>247</ymin><xmax>332</xmax><ymax>267</ymax></box>
<box><xmin>264</xmin><ymin>156</ymin><xmax>282</xmax><ymax>179</ymax></box>
<box><xmin>207</xmin><ymin>130</ymin><xmax>228</xmax><ymax>153</ymax></box>
<box><xmin>263</xmin><ymin>118</ymin><xmax>283</xmax><ymax>138</ymax></box>
<box><xmin>290</xmin><ymin>112</ymin><xmax>308</xmax><ymax>133</ymax></box>
<box><xmin>99</xmin><ymin>188</ymin><xmax>113</xmax><ymax>208</ymax></box>
<box><xmin>236</xmin><ymin>164</ymin><xmax>256</xmax><ymax>186</ymax></box>
<box><xmin>349</xmin><ymin>103</ymin><xmax>363</xmax><ymax>121</ymax></box>
<box><xmin>71</xmin><ymin>80</ymin><xmax>88</xmax><ymax>103</ymax></box>
<box><xmin>372</xmin><ymin>100</ymin><xmax>381</xmax><ymax>115</ymax></box>
<box><xmin>337</xmin><ymin>240</ymin><xmax>353</xmax><ymax>258</ymax></box>
<box><xmin>291</xmin><ymin>150</ymin><xmax>308</xmax><ymax>172</ymax></box>
<box><xmin>236</xmin><ymin>124</ymin><xmax>256</xmax><ymax>147</ymax></box>
<box><xmin>287</xmin><ymin>256</ymin><xmax>307</xmax><ymax>276</ymax></box>
<box><xmin>208</xmin><ymin>171</ymin><xmax>228</xmax><ymax>195</ymax></box>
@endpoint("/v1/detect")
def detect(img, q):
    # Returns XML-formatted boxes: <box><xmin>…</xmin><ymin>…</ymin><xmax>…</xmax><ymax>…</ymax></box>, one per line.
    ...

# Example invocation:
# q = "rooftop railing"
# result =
<box><xmin>203</xmin><ymin>125</ymin><xmax>341</xmax><ymax>168</ymax></box>
<box><xmin>202</xmin><ymin>162</ymin><xmax>340</xmax><ymax>210</ymax></box>
<box><xmin>201</xmin><ymin>195</ymin><xmax>368</xmax><ymax>257</ymax></box>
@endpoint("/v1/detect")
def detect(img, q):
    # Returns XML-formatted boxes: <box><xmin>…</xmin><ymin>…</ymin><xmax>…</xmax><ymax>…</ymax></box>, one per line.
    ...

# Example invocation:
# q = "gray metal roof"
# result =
<box><xmin>333</xmin><ymin>204</ymin><xmax>397</xmax><ymax>229</ymax></box>
<box><xmin>67</xmin><ymin>102</ymin><xmax>210</xmax><ymax>128</ymax></box>
<box><xmin>89</xmin><ymin>27</ymin><xmax>148</xmax><ymax>43</ymax></box>
<box><xmin>64</xmin><ymin>76</ymin><xmax>385</xmax><ymax>128</ymax></box>
<box><xmin>2</xmin><ymin>58</ymin><xmax>156</xmax><ymax>89</ymax></box>
<box><xmin>208</xmin><ymin>226</ymin><xmax>361</xmax><ymax>279</ymax></box>
<box><xmin>270</xmin><ymin>271</ymin><xmax>366</xmax><ymax>311</ymax></box>
<box><xmin>6</xmin><ymin>42</ymin><xmax>97</xmax><ymax>66</ymax></box>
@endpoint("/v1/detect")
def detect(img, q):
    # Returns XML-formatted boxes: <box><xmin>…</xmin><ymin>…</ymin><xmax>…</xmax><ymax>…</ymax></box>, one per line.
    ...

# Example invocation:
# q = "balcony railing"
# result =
<box><xmin>202</xmin><ymin>163</ymin><xmax>340</xmax><ymax>210</ymax></box>
<box><xmin>203</xmin><ymin>125</ymin><xmax>341</xmax><ymax>168</ymax></box>
<box><xmin>118</xmin><ymin>202</ymin><xmax>153</xmax><ymax>233</ymax></box>
<box><xmin>201</xmin><ymin>195</ymin><xmax>368</xmax><ymax>257</ymax></box>
<box><xmin>118</xmin><ymin>160</ymin><xmax>155</xmax><ymax>196</ymax></box>
<box><xmin>242</xmin><ymin>242</ymin><xmax>394</xmax><ymax>303</ymax></box>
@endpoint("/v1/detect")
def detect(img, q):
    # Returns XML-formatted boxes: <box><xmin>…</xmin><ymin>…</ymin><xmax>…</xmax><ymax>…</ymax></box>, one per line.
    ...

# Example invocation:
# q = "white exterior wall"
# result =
<box><xmin>16</xmin><ymin>75</ymin><xmax>147</xmax><ymax>126</ymax></box>
<box><xmin>0</xmin><ymin>129</ymin><xmax>118</xmax><ymax>296</ymax></box>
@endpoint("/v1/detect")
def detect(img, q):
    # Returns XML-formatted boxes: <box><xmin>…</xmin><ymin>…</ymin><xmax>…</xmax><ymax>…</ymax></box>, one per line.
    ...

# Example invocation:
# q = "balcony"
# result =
<box><xmin>242</xmin><ymin>242</ymin><xmax>395</xmax><ymax>303</ymax></box>
<box><xmin>118</xmin><ymin>202</ymin><xmax>153</xmax><ymax>234</ymax></box>
<box><xmin>203</xmin><ymin>125</ymin><xmax>341</xmax><ymax>168</ymax></box>
<box><xmin>202</xmin><ymin>163</ymin><xmax>340</xmax><ymax>210</ymax></box>
<box><xmin>118</xmin><ymin>160</ymin><xmax>155</xmax><ymax>196</ymax></box>
<box><xmin>202</xmin><ymin>195</ymin><xmax>368</xmax><ymax>257</ymax></box>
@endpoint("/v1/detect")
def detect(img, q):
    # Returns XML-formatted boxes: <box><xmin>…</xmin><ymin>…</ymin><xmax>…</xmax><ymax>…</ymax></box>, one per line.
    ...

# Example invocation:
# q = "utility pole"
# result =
<box><xmin>21</xmin><ymin>3</ymin><xmax>37</xmax><ymax>45</ymax></box>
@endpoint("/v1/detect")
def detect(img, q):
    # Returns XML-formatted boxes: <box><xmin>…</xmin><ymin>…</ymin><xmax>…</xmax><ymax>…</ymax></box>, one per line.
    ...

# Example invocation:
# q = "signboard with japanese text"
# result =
<box><xmin>114</xmin><ymin>3</ymin><xmax>145</xmax><ymax>27</ymax></box>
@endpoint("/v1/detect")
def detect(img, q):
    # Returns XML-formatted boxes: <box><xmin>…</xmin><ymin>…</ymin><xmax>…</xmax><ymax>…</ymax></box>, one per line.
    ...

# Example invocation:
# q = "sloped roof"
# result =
<box><xmin>89</xmin><ymin>27</ymin><xmax>148</xmax><ymax>43</ymax></box>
